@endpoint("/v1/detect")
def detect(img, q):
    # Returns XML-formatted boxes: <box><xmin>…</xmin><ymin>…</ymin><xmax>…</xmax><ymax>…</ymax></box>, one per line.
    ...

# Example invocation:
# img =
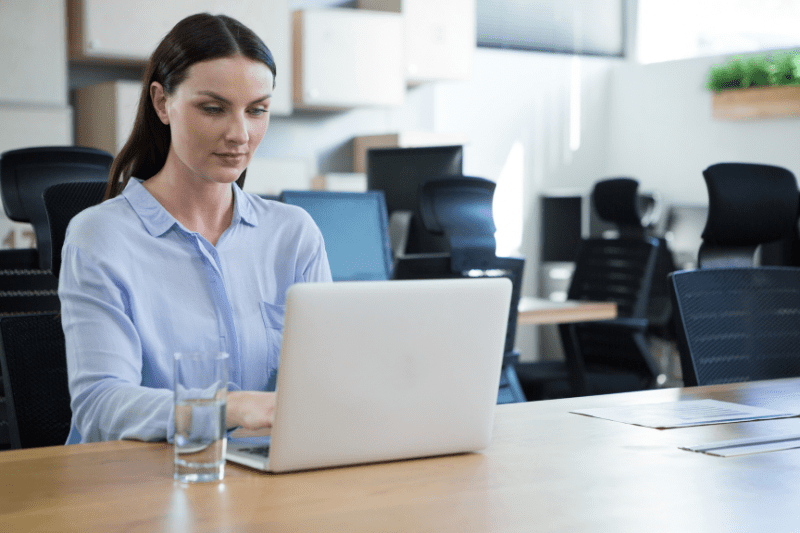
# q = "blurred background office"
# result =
<box><xmin>2</xmin><ymin>0</ymin><xmax>800</xmax><ymax>367</ymax></box>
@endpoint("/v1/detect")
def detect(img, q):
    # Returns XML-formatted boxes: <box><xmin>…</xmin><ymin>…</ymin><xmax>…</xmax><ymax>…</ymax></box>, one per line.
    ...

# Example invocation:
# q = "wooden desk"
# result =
<box><xmin>517</xmin><ymin>296</ymin><xmax>617</xmax><ymax>325</ymax></box>
<box><xmin>3</xmin><ymin>379</ymin><xmax>800</xmax><ymax>532</ymax></box>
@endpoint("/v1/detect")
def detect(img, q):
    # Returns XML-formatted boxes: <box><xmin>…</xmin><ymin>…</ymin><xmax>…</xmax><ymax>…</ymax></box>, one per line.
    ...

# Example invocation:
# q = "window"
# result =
<box><xmin>477</xmin><ymin>0</ymin><xmax>626</xmax><ymax>57</ymax></box>
<box><xmin>637</xmin><ymin>0</ymin><xmax>800</xmax><ymax>64</ymax></box>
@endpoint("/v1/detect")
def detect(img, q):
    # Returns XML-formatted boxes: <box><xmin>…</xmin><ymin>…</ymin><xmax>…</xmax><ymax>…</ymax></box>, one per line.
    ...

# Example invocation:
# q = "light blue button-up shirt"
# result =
<box><xmin>59</xmin><ymin>179</ymin><xmax>332</xmax><ymax>444</ymax></box>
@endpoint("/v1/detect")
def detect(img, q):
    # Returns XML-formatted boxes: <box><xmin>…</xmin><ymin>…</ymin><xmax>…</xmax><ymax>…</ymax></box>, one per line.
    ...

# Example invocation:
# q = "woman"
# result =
<box><xmin>59</xmin><ymin>13</ymin><xmax>332</xmax><ymax>444</ymax></box>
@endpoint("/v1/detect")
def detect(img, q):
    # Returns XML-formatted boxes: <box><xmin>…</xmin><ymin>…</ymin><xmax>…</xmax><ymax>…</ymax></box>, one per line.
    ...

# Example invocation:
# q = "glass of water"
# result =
<box><xmin>173</xmin><ymin>351</ymin><xmax>229</xmax><ymax>483</ymax></box>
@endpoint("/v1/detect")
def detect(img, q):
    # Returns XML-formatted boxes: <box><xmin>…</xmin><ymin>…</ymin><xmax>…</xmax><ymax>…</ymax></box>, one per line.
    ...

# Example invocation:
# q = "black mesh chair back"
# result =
<box><xmin>568</xmin><ymin>238</ymin><xmax>658</xmax><ymax>318</ymax></box>
<box><xmin>0</xmin><ymin>277</ymin><xmax>60</xmax><ymax>315</ymax></box>
<box><xmin>560</xmin><ymin>237</ymin><xmax>662</xmax><ymax>395</ymax></box>
<box><xmin>0</xmin><ymin>146</ymin><xmax>112</xmax><ymax>271</ymax></box>
<box><xmin>671</xmin><ymin>268</ymin><xmax>800</xmax><ymax>386</ymax></box>
<box><xmin>43</xmin><ymin>181</ymin><xmax>109</xmax><ymax>279</ymax></box>
<box><xmin>0</xmin><ymin>312</ymin><xmax>70</xmax><ymax>448</ymax></box>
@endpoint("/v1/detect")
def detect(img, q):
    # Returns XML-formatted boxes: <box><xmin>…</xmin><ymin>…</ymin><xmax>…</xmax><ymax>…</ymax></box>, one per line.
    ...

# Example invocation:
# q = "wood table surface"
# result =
<box><xmin>3</xmin><ymin>378</ymin><xmax>800</xmax><ymax>532</ymax></box>
<box><xmin>517</xmin><ymin>297</ymin><xmax>617</xmax><ymax>325</ymax></box>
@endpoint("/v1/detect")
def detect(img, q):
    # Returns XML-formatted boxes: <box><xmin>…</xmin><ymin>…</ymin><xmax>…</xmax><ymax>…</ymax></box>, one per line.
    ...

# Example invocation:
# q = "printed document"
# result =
<box><xmin>571</xmin><ymin>399</ymin><xmax>798</xmax><ymax>429</ymax></box>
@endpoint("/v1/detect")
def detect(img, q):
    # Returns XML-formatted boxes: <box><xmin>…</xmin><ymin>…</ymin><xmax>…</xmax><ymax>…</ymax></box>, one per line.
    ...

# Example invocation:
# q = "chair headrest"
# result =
<box><xmin>418</xmin><ymin>176</ymin><xmax>496</xmax><ymax>237</ymax></box>
<box><xmin>591</xmin><ymin>178</ymin><xmax>644</xmax><ymax>228</ymax></box>
<box><xmin>0</xmin><ymin>146</ymin><xmax>112</xmax><ymax>270</ymax></box>
<box><xmin>701</xmin><ymin>163</ymin><xmax>799</xmax><ymax>246</ymax></box>
<box><xmin>418</xmin><ymin>176</ymin><xmax>497</xmax><ymax>271</ymax></box>
<box><xmin>0</xmin><ymin>146</ymin><xmax>111</xmax><ymax>222</ymax></box>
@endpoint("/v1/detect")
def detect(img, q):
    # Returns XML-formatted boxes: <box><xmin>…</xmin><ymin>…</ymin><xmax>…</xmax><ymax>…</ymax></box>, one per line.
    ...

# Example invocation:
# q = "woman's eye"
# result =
<box><xmin>249</xmin><ymin>108</ymin><xmax>268</xmax><ymax>117</ymax></box>
<box><xmin>202</xmin><ymin>106</ymin><xmax>224</xmax><ymax>115</ymax></box>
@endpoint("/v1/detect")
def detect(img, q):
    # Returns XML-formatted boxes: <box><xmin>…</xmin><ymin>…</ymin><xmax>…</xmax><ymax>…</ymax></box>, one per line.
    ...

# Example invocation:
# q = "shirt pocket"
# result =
<box><xmin>260</xmin><ymin>301</ymin><xmax>285</xmax><ymax>331</ymax></box>
<box><xmin>259</xmin><ymin>302</ymin><xmax>285</xmax><ymax>383</ymax></box>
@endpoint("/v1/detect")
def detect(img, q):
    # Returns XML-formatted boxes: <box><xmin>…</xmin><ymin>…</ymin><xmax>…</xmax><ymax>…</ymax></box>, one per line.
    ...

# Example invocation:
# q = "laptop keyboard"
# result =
<box><xmin>238</xmin><ymin>445</ymin><xmax>270</xmax><ymax>458</ymax></box>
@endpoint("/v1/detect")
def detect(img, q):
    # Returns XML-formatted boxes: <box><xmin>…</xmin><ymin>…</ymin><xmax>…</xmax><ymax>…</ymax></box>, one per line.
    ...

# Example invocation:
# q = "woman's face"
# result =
<box><xmin>152</xmin><ymin>55</ymin><xmax>274</xmax><ymax>186</ymax></box>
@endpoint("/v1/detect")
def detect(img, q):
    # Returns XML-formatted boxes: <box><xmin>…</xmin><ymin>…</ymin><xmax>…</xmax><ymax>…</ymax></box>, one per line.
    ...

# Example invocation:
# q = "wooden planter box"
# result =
<box><xmin>712</xmin><ymin>85</ymin><xmax>800</xmax><ymax>120</ymax></box>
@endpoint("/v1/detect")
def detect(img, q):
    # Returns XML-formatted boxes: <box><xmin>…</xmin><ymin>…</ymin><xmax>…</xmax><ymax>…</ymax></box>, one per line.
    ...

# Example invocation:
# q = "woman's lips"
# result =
<box><xmin>215</xmin><ymin>153</ymin><xmax>246</xmax><ymax>165</ymax></box>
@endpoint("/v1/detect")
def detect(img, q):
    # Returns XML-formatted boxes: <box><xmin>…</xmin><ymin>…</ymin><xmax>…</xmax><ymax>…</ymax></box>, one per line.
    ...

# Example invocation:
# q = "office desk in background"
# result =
<box><xmin>3</xmin><ymin>378</ymin><xmax>800</xmax><ymax>532</ymax></box>
<box><xmin>517</xmin><ymin>296</ymin><xmax>617</xmax><ymax>325</ymax></box>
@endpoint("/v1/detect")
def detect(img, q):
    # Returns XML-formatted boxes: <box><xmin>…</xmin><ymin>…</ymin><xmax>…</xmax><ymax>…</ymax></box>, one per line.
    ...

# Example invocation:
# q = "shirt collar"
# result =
<box><xmin>122</xmin><ymin>179</ymin><xmax>258</xmax><ymax>238</ymax></box>
<box><xmin>232</xmin><ymin>181</ymin><xmax>258</xmax><ymax>228</ymax></box>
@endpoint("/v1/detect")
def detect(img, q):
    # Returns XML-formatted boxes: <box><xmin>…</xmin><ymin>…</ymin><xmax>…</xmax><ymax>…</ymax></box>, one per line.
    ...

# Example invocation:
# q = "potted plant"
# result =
<box><xmin>706</xmin><ymin>50</ymin><xmax>800</xmax><ymax>119</ymax></box>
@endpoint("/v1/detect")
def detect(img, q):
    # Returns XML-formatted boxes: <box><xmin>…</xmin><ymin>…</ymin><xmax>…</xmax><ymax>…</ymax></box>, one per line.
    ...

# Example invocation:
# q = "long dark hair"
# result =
<box><xmin>105</xmin><ymin>13</ymin><xmax>277</xmax><ymax>200</ymax></box>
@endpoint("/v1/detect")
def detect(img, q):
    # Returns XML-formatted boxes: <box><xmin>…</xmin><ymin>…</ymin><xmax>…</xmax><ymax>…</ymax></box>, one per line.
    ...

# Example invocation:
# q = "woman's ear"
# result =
<box><xmin>150</xmin><ymin>82</ymin><xmax>170</xmax><ymax>125</ymax></box>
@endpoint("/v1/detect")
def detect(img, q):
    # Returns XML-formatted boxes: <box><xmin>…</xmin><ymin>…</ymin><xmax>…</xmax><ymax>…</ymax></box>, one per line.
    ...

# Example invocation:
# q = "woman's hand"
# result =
<box><xmin>226</xmin><ymin>391</ymin><xmax>276</xmax><ymax>430</ymax></box>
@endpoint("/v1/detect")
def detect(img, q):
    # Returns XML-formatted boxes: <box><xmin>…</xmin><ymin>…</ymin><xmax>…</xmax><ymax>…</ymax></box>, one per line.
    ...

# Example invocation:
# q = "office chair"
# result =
<box><xmin>0</xmin><ymin>147</ymin><xmax>109</xmax><ymax>314</ymax></box>
<box><xmin>0</xmin><ymin>147</ymin><xmax>111</xmax><ymax>315</ymax></box>
<box><xmin>518</xmin><ymin>178</ymin><xmax>664</xmax><ymax>399</ymax></box>
<box><xmin>43</xmin><ymin>181</ymin><xmax>108</xmax><ymax>280</ymax></box>
<box><xmin>0</xmin><ymin>146</ymin><xmax>112</xmax><ymax>271</ymax></box>
<box><xmin>560</xmin><ymin>237</ymin><xmax>662</xmax><ymax>395</ymax></box>
<box><xmin>0</xmin><ymin>312</ymin><xmax>71</xmax><ymax>448</ymax></box>
<box><xmin>395</xmin><ymin>177</ymin><xmax>526</xmax><ymax>404</ymax></box>
<box><xmin>592</xmin><ymin>177</ymin><xmax>677</xmax><ymax>337</ymax></box>
<box><xmin>670</xmin><ymin>162</ymin><xmax>800</xmax><ymax>386</ymax></box>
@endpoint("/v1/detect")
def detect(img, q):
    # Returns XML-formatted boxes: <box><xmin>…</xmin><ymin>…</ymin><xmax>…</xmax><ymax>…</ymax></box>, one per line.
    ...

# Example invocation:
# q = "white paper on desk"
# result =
<box><xmin>571</xmin><ymin>399</ymin><xmax>799</xmax><ymax>429</ymax></box>
<box><xmin>681</xmin><ymin>433</ymin><xmax>800</xmax><ymax>457</ymax></box>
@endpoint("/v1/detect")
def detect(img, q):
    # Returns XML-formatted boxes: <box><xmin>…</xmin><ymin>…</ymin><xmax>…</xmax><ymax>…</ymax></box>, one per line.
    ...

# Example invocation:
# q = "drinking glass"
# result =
<box><xmin>173</xmin><ymin>351</ymin><xmax>229</xmax><ymax>483</ymax></box>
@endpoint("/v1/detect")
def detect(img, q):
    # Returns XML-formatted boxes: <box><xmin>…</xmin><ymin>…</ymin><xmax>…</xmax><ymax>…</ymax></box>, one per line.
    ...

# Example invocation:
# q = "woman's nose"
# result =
<box><xmin>225</xmin><ymin>113</ymin><xmax>249</xmax><ymax>145</ymax></box>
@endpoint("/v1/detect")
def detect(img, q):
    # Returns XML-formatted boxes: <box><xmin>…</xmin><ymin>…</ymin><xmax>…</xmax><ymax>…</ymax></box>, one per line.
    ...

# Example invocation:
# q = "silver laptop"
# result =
<box><xmin>225</xmin><ymin>277</ymin><xmax>512</xmax><ymax>473</ymax></box>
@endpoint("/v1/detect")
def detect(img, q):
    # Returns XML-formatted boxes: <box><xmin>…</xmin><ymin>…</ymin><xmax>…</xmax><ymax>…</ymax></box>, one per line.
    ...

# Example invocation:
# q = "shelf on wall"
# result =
<box><xmin>712</xmin><ymin>86</ymin><xmax>800</xmax><ymax>120</ymax></box>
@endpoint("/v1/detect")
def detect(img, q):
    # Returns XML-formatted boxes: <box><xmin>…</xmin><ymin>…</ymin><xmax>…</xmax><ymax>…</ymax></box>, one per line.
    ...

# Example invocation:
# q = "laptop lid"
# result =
<box><xmin>227</xmin><ymin>277</ymin><xmax>511</xmax><ymax>473</ymax></box>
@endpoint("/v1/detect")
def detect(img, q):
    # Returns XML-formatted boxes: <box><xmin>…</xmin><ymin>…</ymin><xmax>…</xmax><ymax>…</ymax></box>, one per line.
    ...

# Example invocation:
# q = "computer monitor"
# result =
<box><xmin>366</xmin><ymin>145</ymin><xmax>464</xmax><ymax>254</ymax></box>
<box><xmin>280</xmin><ymin>190</ymin><xmax>393</xmax><ymax>282</ymax></box>
<box><xmin>366</xmin><ymin>145</ymin><xmax>464</xmax><ymax>215</ymax></box>
<box><xmin>540</xmin><ymin>195</ymin><xmax>584</xmax><ymax>263</ymax></box>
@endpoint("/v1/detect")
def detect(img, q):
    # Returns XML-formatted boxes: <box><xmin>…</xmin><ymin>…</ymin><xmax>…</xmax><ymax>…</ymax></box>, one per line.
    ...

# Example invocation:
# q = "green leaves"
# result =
<box><xmin>706</xmin><ymin>50</ymin><xmax>800</xmax><ymax>92</ymax></box>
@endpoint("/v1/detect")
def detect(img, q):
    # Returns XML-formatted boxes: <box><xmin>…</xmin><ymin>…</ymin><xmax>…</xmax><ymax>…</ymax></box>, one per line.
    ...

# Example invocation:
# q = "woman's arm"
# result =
<box><xmin>60</xmin><ymin>244</ymin><xmax>175</xmax><ymax>442</ymax></box>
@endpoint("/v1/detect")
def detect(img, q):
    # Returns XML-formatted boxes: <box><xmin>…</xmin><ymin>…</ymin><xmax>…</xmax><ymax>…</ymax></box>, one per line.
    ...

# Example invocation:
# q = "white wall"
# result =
<box><xmin>605</xmin><ymin>55</ymin><xmax>800</xmax><ymax>206</ymax></box>
<box><xmin>254</xmin><ymin>82</ymin><xmax>438</xmax><ymax>176</ymax></box>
